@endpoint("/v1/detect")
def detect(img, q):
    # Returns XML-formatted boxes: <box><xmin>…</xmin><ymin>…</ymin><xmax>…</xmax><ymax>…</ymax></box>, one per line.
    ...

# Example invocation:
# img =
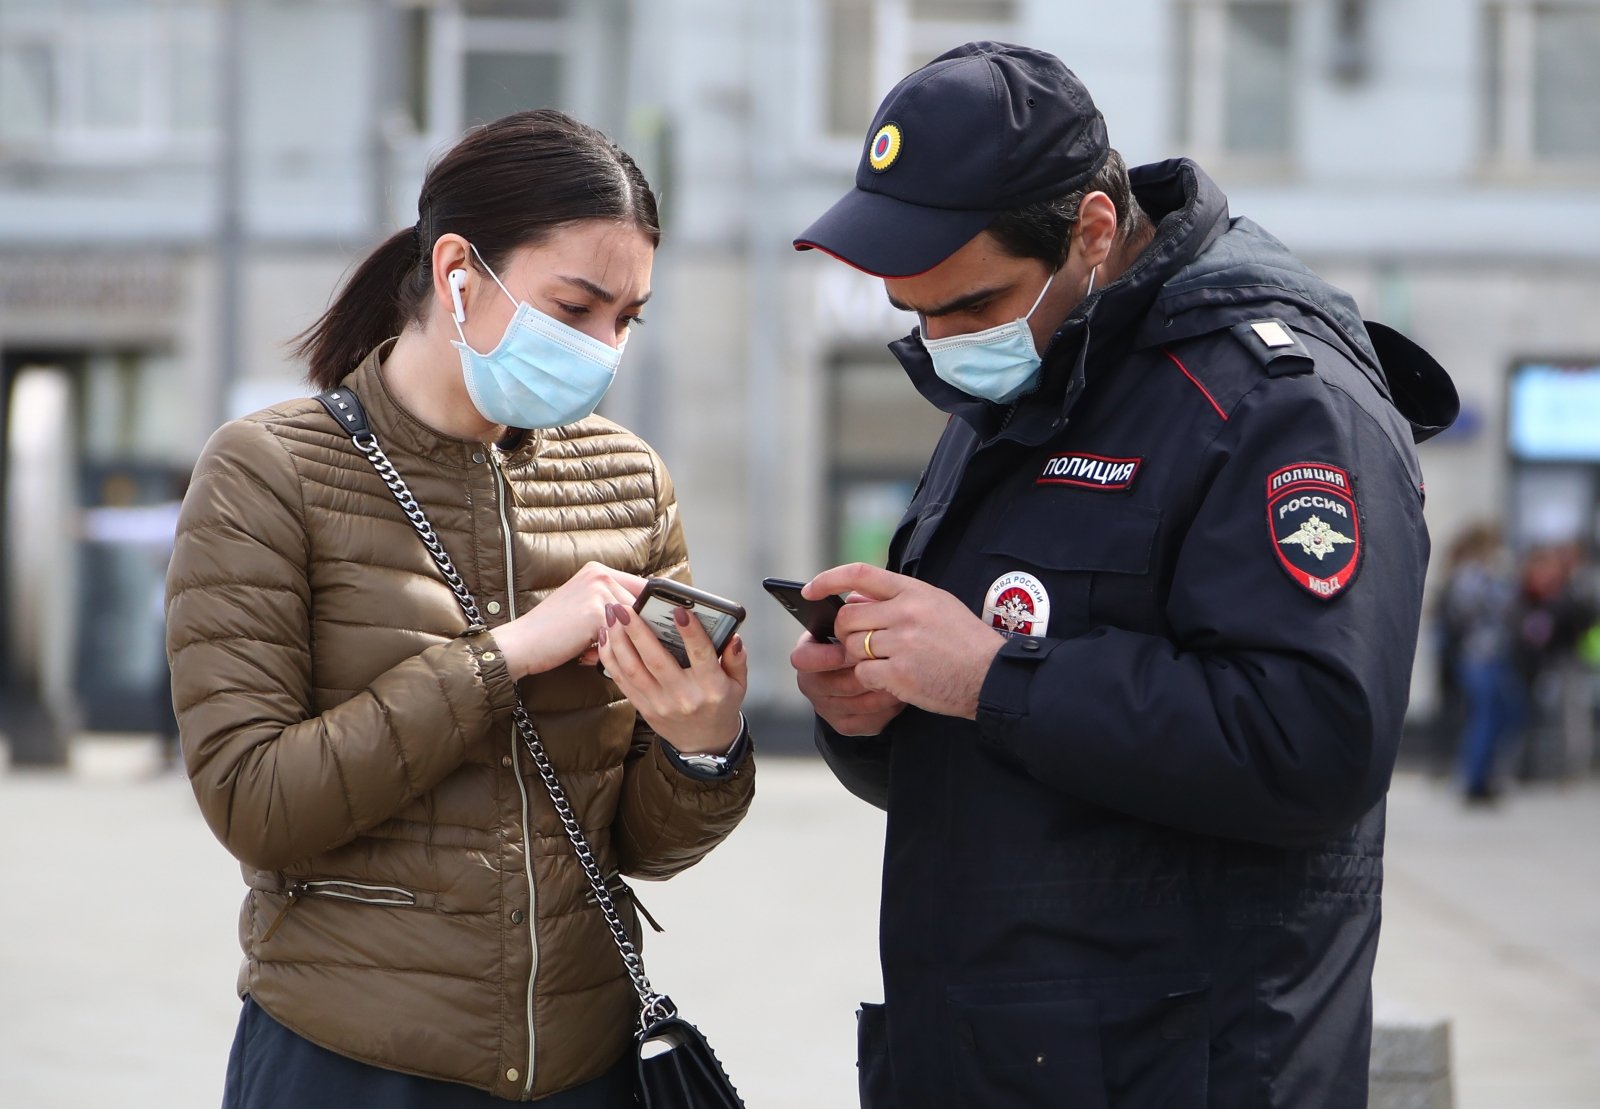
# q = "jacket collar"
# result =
<box><xmin>341</xmin><ymin>343</ymin><xmax>540</xmax><ymax>466</ymax></box>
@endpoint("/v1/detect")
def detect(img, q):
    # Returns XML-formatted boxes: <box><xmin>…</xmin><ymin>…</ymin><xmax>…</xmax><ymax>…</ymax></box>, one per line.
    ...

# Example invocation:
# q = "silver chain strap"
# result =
<box><xmin>348</xmin><ymin>429</ymin><xmax>675</xmax><ymax>1029</ymax></box>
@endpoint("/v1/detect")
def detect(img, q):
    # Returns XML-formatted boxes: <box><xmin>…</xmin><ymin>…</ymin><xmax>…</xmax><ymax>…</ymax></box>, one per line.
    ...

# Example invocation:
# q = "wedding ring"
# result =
<box><xmin>863</xmin><ymin>629</ymin><xmax>878</xmax><ymax>660</ymax></box>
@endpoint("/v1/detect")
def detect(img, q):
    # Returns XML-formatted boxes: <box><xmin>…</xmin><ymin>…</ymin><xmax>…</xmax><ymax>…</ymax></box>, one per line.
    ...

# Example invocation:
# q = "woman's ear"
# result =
<box><xmin>430</xmin><ymin>233</ymin><xmax>473</xmax><ymax>324</ymax></box>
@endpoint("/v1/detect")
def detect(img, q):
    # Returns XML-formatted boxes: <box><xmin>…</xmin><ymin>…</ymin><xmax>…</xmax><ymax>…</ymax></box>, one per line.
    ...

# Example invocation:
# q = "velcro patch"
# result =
<box><xmin>1267</xmin><ymin>462</ymin><xmax>1360</xmax><ymax>601</ymax></box>
<box><xmin>1037</xmin><ymin>453</ymin><xmax>1141</xmax><ymax>491</ymax></box>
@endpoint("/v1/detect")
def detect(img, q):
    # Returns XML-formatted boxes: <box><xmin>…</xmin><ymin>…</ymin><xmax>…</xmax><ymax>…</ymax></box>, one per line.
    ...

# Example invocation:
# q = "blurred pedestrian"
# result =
<box><xmin>166</xmin><ymin>110</ymin><xmax>754</xmax><ymax>1108</ymax></box>
<box><xmin>1513</xmin><ymin>542</ymin><xmax>1598</xmax><ymax>781</ymax></box>
<box><xmin>1443</xmin><ymin>523</ymin><xmax>1522</xmax><ymax>802</ymax></box>
<box><xmin>787</xmin><ymin>41</ymin><xmax>1456</xmax><ymax>1109</ymax></box>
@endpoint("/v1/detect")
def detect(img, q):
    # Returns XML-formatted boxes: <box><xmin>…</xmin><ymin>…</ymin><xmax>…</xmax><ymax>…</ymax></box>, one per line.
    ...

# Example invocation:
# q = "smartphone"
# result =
<box><xmin>762</xmin><ymin>577</ymin><xmax>846</xmax><ymax>644</ymax></box>
<box><xmin>631</xmin><ymin>579</ymin><xmax>746</xmax><ymax>666</ymax></box>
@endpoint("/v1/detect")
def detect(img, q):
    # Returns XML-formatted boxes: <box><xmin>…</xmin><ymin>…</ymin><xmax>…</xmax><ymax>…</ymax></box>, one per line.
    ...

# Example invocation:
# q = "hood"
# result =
<box><xmin>1141</xmin><ymin>165</ymin><xmax>1457</xmax><ymax>443</ymax></box>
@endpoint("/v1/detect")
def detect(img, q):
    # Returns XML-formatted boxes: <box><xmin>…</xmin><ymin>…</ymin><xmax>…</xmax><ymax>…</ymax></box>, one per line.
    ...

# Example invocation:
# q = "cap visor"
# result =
<box><xmin>793</xmin><ymin>188</ymin><xmax>996</xmax><ymax>278</ymax></box>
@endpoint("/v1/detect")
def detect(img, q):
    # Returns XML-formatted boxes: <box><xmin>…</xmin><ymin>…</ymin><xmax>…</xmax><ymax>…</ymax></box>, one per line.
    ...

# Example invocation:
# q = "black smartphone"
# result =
<box><xmin>631</xmin><ymin>578</ymin><xmax>746</xmax><ymax>666</ymax></box>
<box><xmin>762</xmin><ymin>577</ymin><xmax>846</xmax><ymax>644</ymax></box>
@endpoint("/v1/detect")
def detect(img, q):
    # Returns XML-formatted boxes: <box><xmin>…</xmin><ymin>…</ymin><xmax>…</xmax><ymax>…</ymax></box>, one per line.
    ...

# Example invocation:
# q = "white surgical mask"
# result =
<box><xmin>452</xmin><ymin>245</ymin><xmax>624</xmax><ymax>430</ymax></box>
<box><xmin>920</xmin><ymin>272</ymin><xmax>1058</xmax><ymax>405</ymax></box>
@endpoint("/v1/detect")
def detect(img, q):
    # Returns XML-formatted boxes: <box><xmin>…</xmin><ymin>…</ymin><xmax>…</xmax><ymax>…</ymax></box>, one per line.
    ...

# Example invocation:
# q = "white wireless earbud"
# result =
<box><xmin>447</xmin><ymin>268</ymin><xmax>469</xmax><ymax>324</ymax></box>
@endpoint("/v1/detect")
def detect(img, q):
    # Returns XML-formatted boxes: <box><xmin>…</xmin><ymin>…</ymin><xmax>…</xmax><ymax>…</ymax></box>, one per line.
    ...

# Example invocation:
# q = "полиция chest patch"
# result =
<box><xmin>1266</xmin><ymin>462</ymin><xmax>1361</xmax><ymax>600</ymax></box>
<box><xmin>984</xmin><ymin>571</ymin><xmax>1051</xmax><ymax>636</ymax></box>
<box><xmin>1036</xmin><ymin>452</ymin><xmax>1141</xmax><ymax>491</ymax></box>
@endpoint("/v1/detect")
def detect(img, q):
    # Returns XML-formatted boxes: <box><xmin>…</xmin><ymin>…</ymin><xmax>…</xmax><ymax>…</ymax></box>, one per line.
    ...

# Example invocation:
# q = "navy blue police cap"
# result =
<box><xmin>794</xmin><ymin>41</ymin><xmax>1109</xmax><ymax>278</ymax></box>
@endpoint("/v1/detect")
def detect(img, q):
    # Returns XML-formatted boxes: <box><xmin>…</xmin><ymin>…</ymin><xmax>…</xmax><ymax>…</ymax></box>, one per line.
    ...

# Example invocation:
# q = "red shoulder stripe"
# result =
<box><xmin>1163</xmin><ymin>347</ymin><xmax>1229</xmax><ymax>422</ymax></box>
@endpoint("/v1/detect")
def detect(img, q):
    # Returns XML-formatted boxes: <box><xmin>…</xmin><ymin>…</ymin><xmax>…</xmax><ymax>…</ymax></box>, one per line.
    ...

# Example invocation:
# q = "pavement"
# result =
<box><xmin>0</xmin><ymin>737</ymin><xmax>1597</xmax><ymax>1109</ymax></box>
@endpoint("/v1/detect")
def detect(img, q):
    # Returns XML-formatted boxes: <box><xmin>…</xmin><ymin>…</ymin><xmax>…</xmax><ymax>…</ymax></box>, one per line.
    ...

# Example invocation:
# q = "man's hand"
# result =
<box><xmin>801</xmin><ymin>563</ymin><xmax>1005</xmax><ymax>721</ymax></box>
<box><xmin>791</xmin><ymin>634</ymin><xmax>907</xmax><ymax>736</ymax></box>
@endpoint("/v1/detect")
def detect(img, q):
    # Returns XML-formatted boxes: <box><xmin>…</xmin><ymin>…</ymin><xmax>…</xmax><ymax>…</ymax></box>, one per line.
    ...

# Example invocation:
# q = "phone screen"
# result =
<box><xmin>635</xmin><ymin>595</ymin><xmax>740</xmax><ymax>666</ymax></box>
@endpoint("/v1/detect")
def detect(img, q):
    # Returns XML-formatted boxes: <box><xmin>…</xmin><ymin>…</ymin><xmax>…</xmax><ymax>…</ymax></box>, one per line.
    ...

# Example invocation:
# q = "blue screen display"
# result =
<box><xmin>1507</xmin><ymin>362</ymin><xmax>1600</xmax><ymax>461</ymax></box>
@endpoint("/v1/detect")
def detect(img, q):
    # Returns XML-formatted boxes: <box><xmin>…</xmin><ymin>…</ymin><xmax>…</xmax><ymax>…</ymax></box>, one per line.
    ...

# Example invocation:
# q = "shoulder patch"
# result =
<box><xmin>1266</xmin><ymin>462</ymin><xmax>1361</xmax><ymax>600</ymax></box>
<box><xmin>1231</xmin><ymin>319</ymin><xmax>1313</xmax><ymax>376</ymax></box>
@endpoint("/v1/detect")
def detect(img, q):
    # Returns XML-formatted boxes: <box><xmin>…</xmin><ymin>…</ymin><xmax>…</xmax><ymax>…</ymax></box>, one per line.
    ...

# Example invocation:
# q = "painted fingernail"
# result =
<box><xmin>616</xmin><ymin>606</ymin><xmax>631</xmax><ymax>626</ymax></box>
<box><xmin>605</xmin><ymin>605</ymin><xmax>617</xmax><ymax>627</ymax></box>
<box><xmin>673</xmin><ymin>606</ymin><xmax>691</xmax><ymax>627</ymax></box>
<box><xmin>598</xmin><ymin>627</ymin><xmax>608</xmax><ymax>646</ymax></box>
<box><xmin>732</xmin><ymin>639</ymin><xmax>744</xmax><ymax>656</ymax></box>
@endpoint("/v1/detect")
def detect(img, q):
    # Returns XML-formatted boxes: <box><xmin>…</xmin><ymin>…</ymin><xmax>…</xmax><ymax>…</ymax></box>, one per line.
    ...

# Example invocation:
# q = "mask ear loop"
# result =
<box><xmin>469</xmin><ymin>242</ymin><xmax>519</xmax><ymax>306</ymax></box>
<box><xmin>452</xmin><ymin>242</ymin><xmax>522</xmax><ymax>349</ymax></box>
<box><xmin>1023</xmin><ymin>271</ymin><xmax>1056</xmax><ymax>321</ymax></box>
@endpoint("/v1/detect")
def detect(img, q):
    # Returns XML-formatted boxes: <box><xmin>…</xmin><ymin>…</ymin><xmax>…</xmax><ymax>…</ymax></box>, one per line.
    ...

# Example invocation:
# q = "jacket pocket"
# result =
<box><xmin>947</xmin><ymin>975</ymin><xmax>1208</xmax><ymax>1109</ymax></box>
<box><xmin>257</xmin><ymin>878</ymin><xmax>424</xmax><ymax>943</ymax></box>
<box><xmin>294</xmin><ymin>879</ymin><xmax>420</xmax><ymax>907</ymax></box>
<box><xmin>857</xmin><ymin>1002</ymin><xmax>897</xmax><ymax>1109</ymax></box>
<box><xmin>972</xmin><ymin>496</ymin><xmax>1164</xmax><ymax>636</ymax></box>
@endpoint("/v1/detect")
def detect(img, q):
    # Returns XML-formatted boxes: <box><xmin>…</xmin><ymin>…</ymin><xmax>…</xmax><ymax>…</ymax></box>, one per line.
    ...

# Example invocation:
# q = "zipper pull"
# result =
<box><xmin>620</xmin><ymin>878</ymin><xmax>665</xmax><ymax>934</ymax></box>
<box><xmin>488</xmin><ymin>447</ymin><xmax>526</xmax><ymax>507</ymax></box>
<box><xmin>261</xmin><ymin>884</ymin><xmax>302</xmax><ymax>943</ymax></box>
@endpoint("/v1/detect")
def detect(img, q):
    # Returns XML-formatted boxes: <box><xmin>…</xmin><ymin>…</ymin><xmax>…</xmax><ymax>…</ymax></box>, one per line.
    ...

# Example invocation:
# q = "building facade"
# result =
<box><xmin>3</xmin><ymin>0</ymin><xmax>1599</xmax><ymax>758</ymax></box>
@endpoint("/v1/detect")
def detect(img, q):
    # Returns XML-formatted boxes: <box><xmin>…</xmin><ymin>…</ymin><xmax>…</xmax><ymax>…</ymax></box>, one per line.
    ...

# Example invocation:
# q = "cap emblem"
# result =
<box><xmin>867</xmin><ymin>123</ymin><xmax>903</xmax><ymax>172</ymax></box>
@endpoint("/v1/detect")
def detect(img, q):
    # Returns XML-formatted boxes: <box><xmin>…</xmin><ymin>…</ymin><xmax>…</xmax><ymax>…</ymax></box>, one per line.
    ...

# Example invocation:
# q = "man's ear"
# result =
<box><xmin>1074</xmin><ymin>191</ymin><xmax>1119</xmax><ymax>269</ymax></box>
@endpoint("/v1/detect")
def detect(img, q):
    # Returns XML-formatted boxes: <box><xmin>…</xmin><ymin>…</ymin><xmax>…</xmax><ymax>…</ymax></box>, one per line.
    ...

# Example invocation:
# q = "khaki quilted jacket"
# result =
<box><xmin>166</xmin><ymin>349</ymin><xmax>754</xmax><ymax>1100</ymax></box>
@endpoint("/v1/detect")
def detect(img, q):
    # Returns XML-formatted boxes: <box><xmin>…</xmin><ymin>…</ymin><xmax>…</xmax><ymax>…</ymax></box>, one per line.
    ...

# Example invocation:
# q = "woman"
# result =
<box><xmin>166</xmin><ymin>109</ymin><xmax>754</xmax><ymax>1107</ymax></box>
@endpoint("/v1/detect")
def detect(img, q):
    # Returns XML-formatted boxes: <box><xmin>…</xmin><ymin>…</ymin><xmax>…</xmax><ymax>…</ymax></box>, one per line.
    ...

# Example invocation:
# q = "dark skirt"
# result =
<box><xmin>222</xmin><ymin>996</ymin><xmax>636</xmax><ymax>1108</ymax></box>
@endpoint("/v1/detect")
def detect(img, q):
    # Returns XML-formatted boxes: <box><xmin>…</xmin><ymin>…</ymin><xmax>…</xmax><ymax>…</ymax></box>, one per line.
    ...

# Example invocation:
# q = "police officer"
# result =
<box><xmin>787</xmin><ymin>42</ymin><xmax>1457</xmax><ymax>1109</ymax></box>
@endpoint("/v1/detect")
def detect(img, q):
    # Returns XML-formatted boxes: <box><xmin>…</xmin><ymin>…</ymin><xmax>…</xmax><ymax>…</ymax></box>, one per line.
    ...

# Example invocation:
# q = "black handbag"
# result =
<box><xmin>316</xmin><ymin>388</ymin><xmax>746</xmax><ymax>1108</ymax></box>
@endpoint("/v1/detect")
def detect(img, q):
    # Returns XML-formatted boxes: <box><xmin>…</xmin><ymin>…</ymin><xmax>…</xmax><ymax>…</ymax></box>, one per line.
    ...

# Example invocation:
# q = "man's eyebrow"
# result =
<box><xmin>886</xmin><ymin>284</ymin><xmax>1009</xmax><ymax>318</ymax></box>
<box><xmin>555</xmin><ymin>275</ymin><xmax>652</xmax><ymax>306</ymax></box>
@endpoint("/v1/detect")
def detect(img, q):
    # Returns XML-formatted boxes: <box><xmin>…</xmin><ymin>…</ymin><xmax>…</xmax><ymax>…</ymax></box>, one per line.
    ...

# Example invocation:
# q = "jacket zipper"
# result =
<box><xmin>260</xmin><ymin>879</ymin><xmax>419</xmax><ymax>942</ymax></box>
<box><xmin>492</xmin><ymin>448</ymin><xmax>540</xmax><ymax>1098</ymax></box>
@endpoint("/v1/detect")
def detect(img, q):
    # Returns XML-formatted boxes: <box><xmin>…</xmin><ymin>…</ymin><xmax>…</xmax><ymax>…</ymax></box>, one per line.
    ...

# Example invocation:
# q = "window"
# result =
<box><xmin>403</xmin><ymin>0</ymin><xmax>613</xmax><ymax>137</ymax></box>
<box><xmin>0</xmin><ymin>1</ymin><xmax>217</xmax><ymax>161</ymax></box>
<box><xmin>818</xmin><ymin>0</ymin><xmax>1018</xmax><ymax>143</ymax></box>
<box><xmin>1174</xmin><ymin>0</ymin><xmax>1295</xmax><ymax>166</ymax></box>
<box><xmin>459</xmin><ymin>2</ymin><xmax>570</xmax><ymax>125</ymax></box>
<box><xmin>1484</xmin><ymin>1</ymin><xmax>1600</xmax><ymax>169</ymax></box>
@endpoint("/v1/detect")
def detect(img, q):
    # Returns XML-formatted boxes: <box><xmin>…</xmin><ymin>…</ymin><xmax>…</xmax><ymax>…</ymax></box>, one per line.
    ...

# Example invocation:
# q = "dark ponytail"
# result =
<box><xmin>294</xmin><ymin>109</ymin><xmax>661</xmax><ymax>390</ymax></box>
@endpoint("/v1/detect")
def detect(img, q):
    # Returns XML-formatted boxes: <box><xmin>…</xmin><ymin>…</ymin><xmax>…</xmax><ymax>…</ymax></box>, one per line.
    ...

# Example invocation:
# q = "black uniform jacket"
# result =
<box><xmin>818</xmin><ymin>160</ymin><xmax>1458</xmax><ymax>1109</ymax></box>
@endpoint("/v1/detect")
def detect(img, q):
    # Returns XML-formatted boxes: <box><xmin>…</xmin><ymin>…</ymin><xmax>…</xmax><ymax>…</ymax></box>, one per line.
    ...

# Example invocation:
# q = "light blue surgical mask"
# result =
<box><xmin>451</xmin><ymin>245</ymin><xmax>624</xmax><ymax>430</ymax></box>
<box><xmin>920</xmin><ymin>270</ymin><xmax>1064</xmax><ymax>405</ymax></box>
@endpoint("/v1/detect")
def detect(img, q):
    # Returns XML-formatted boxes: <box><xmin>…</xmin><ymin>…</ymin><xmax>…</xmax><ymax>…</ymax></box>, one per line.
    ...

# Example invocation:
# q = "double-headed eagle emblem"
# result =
<box><xmin>1279</xmin><ymin>514</ymin><xmax>1354</xmax><ymax>560</ymax></box>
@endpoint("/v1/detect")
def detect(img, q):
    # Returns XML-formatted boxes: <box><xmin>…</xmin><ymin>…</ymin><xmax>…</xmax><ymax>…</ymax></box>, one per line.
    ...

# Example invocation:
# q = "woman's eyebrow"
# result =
<box><xmin>555</xmin><ymin>274</ymin><xmax>652</xmax><ymax>307</ymax></box>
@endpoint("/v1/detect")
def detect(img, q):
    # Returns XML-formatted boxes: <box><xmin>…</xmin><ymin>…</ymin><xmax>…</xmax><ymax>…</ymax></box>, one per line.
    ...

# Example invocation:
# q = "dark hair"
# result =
<box><xmin>295</xmin><ymin>109</ymin><xmax>661</xmax><ymax>390</ymax></box>
<box><xmin>984</xmin><ymin>148</ymin><xmax>1142</xmax><ymax>268</ymax></box>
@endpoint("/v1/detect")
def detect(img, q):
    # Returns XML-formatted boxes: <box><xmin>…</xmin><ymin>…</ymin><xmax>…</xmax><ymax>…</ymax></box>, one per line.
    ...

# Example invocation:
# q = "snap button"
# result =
<box><xmin>1021</xmin><ymin>638</ymin><xmax>1040</xmax><ymax>652</ymax></box>
<box><xmin>506</xmin><ymin>1068</ymin><xmax>519</xmax><ymax>1082</ymax></box>
<box><xmin>501</xmin><ymin>755</ymin><xmax>512</xmax><ymax>769</ymax></box>
<box><xmin>473</xmin><ymin>451</ymin><xmax>487</xmax><ymax>464</ymax></box>
<box><xmin>482</xmin><ymin>652</ymin><xmax>497</xmax><ymax>662</ymax></box>
<box><xmin>511</xmin><ymin>910</ymin><xmax>525</xmax><ymax>924</ymax></box>
<box><xmin>486</xmin><ymin>601</ymin><xmax>501</xmax><ymax>615</ymax></box>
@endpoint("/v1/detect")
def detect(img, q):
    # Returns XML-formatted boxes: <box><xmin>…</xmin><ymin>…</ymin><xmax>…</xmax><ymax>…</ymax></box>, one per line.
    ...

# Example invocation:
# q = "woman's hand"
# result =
<box><xmin>598</xmin><ymin>603</ymin><xmax>748</xmax><ymax>754</ymax></box>
<box><xmin>490</xmin><ymin>562</ymin><xmax>646</xmax><ymax>679</ymax></box>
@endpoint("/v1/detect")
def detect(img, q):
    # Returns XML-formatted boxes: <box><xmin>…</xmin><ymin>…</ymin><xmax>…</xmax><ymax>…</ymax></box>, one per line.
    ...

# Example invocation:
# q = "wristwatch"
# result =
<box><xmin>663</xmin><ymin>716</ymin><xmax>749</xmax><ymax>778</ymax></box>
<box><xmin>676</xmin><ymin>750</ymin><xmax>735</xmax><ymax>774</ymax></box>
